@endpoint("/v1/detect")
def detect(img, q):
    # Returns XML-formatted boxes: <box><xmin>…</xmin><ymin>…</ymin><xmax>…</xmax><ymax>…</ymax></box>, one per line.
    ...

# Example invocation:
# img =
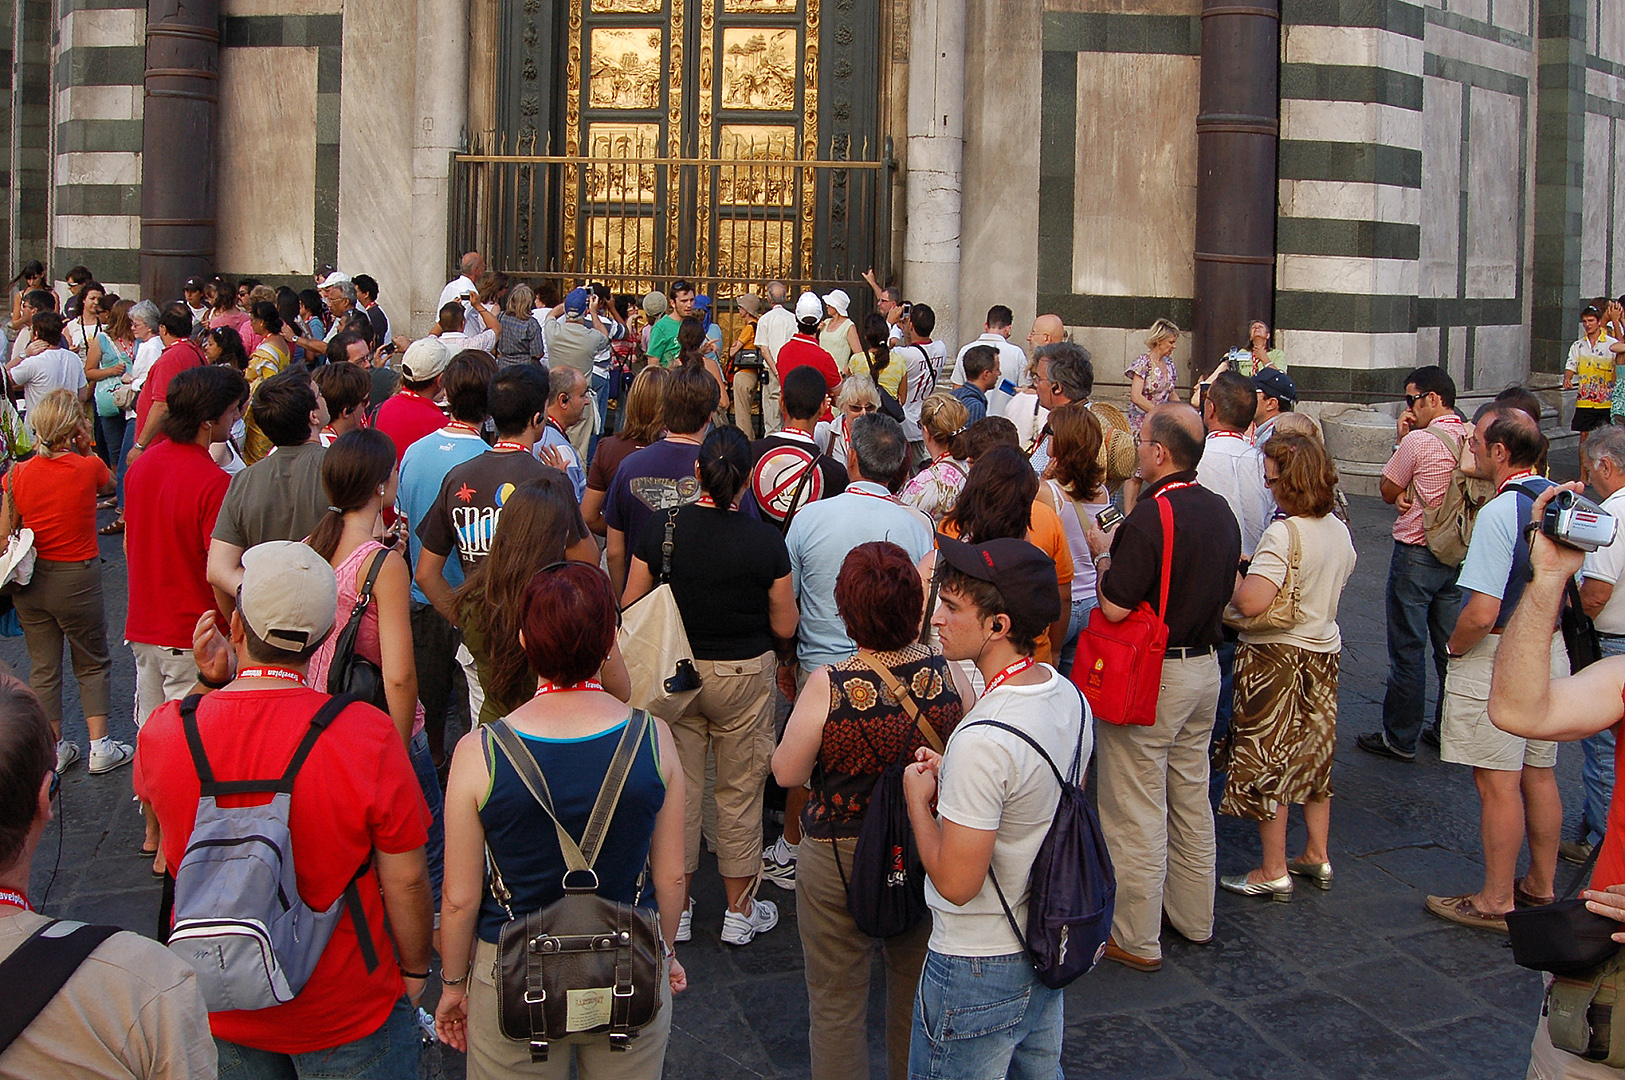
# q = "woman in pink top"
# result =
<box><xmin>304</xmin><ymin>426</ymin><xmax>445</xmax><ymax>914</ymax></box>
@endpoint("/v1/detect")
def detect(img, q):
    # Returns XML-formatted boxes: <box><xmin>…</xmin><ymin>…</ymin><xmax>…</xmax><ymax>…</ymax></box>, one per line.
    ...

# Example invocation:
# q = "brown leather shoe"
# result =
<box><xmin>1104</xmin><ymin>937</ymin><xmax>1161</xmax><ymax>972</ymax></box>
<box><xmin>1424</xmin><ymin>893</ymin><xmax>1508</xmax><ymax>934</ymax></box>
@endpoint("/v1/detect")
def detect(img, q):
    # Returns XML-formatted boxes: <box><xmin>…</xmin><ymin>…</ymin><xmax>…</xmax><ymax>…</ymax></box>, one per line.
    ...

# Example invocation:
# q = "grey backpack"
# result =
<box><xmin>166</xmin><ymin>693</ymin><xmax>378</xmax><ymax>1012</ymax></box>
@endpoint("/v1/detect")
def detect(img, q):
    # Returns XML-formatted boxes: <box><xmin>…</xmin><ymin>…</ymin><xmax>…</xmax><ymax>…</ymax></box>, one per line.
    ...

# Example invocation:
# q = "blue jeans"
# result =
<box><xmin>909</xmin><ymin>950</ymin><xmax>1064</xmax><ymax>1080</ymax></box>
<box><xmin>1056</xmin><ymin>595</ymin><xmax>1096</xmax><ymax>678</ymax></box>
<box><xmin>1573</xmin><ymin>636</ymin><xmax>1625</xmax><ymax>845</ymax></box>
<box><xmin>99</xmin><ymin>412</ymin><xmax>128</xmax><ymax>477</ymax></box>
<box><xmin>116</xmin><ymin>419</ymin><xmax>137</xmax><ymax>510</ymax></box>
<box><xmin>588</xmin><ymin>367</ymin><xmax>611</xmax><ymax>459</ymax></box>
<box><xmin>1381</xmin><ymin>540</ymin><xmax>1463</xmax><ymax>754</ymax></box>
<box><xmin>408</xmin><ymin>729</ymin><xmax>444</xmax><ymax>907</ymax></box>
<box><xmin>215</xmin><ymin>996</ymin><xmax>420</xmax><ymax>1078</ymax></box>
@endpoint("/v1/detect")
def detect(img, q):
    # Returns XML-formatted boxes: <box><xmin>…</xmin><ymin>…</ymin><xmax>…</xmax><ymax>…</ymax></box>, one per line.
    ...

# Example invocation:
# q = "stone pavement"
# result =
<box><xmin>23</xmin><ymin>448</ymin><xmax>1589</xmax><ymax>1080</ymax></box>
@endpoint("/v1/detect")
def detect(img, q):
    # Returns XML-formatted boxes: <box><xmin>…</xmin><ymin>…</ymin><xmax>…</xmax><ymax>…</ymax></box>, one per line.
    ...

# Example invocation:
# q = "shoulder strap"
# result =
<box><xmin>1561</xmin><ymin>831</ymin><xmax>1606</xmax><ymax>901</ymax></box>
<box><xmin>356</xmin><ymin>546</ymin><xmax>387</xmax><ymax>607</ymax></box>
<box><xmin>851</xmin><ymin>652</ymin><xmax>943</xmax><ymax>754</ymax></box>
<box><xmin>0</xmin><ymin>921</ymin><xmax>123</xmax><ymax>1055</ymax></box>
<box><xmin>487</xmin><ymin>712</ymin><xmax>649</xmax><ymax>874</ymax></box>
<box><xmin>779</xmin><ymin>450</ymin><xmax>825</xmax><ymax>534</ymax></box>
<box><xmin>918</xmin><ymin>575</ymin><xmax>940</xmax><ymax>646</ymax></box>
<box><xmin>180</xmin><ymin>692</ymin><xmax>356</xmax><ymax>797</ymax></box>
<box><xmin>658</xmin><ymin>509</ymin><xmax>678</xmax><ymax>583</ymax></box>
<box><xmin>1155</xmin><ymin>493</ymin><xmax>1175</xmax><ymax>619</ymax></box>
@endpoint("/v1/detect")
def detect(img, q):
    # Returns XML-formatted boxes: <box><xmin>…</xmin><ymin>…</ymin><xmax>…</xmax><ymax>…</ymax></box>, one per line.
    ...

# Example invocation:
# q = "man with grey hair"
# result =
<box><xmin>765</xmin><ymin>412</ymin><xmax>934</xmax><ymax>887</ymax></box>
<box><xmin>755</xmin><ymin>280</ymin><xmax>796</xmax><ymax>433</ymax></box>
<box><xmin>1566</xmin><ymin>425</ymin><xmax>1625</xmax><ymax>862</ymax></box>
<box><xmin>538</xmin><ymin>364</ymin><xmax>589</xmax><ymax>502</ymax></box>
<box><xmin>439</xmin><ymin>251</ymin><xmax>486</xmax><ymax>333</ymax></box>
<box><xmin>1025</xmin><ymin>340</ymin><xmax>1093</xmax><ymax>475</ymax></box>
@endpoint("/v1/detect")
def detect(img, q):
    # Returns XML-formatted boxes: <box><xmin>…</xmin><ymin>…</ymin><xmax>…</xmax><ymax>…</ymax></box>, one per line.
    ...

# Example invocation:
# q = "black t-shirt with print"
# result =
<box><xmin>416</xmin><ymin>449</ymin><xmax>586</xmax><ymax>573</ymax></box>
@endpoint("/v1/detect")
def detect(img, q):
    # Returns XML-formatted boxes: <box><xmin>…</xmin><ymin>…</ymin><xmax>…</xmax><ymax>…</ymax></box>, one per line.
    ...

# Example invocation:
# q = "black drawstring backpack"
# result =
<box><xmin>966</xmin><ymin>687</ymin><xmax>1115</xmax><ymax>989</ymax></box>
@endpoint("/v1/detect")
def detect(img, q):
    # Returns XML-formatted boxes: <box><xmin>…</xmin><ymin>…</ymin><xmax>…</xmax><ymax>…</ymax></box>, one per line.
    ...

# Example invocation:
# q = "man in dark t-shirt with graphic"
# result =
<box><xmin>603</xmin><ymin>362</ymin><xmax>717</xmax><ymax>594</ymax></box>
<box><xmin>415</xmin><ymin>365</ymin><xmax>585</xmax><ymax>622</ymax></box>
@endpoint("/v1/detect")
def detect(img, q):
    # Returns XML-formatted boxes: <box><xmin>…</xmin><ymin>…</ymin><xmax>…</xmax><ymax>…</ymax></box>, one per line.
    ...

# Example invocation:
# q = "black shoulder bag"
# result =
<box><xmin>325</xmin><ymin>548</ymin><xmax>389</xmax><ymax>711</ymax></box>
<box><xmin>0</xmin><ymin>921</ymin><xmax>123</xmax><ymax>1054</ymax></box>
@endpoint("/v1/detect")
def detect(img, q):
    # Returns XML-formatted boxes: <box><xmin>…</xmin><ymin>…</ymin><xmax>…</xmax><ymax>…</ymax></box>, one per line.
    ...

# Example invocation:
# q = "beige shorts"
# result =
<box><xmin>1441</xmin><ymin>631</ymin><xmax>1566</xmax><ymax>772</ymax></box>
<box><xmin>130</xmin><ymin>641</ymin><xmax>198</xmax><ymax>730</ymax></box>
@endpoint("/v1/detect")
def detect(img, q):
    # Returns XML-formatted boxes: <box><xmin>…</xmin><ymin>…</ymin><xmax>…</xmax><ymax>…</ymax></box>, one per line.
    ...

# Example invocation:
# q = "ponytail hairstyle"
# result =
<box><xmin>697</xmin><ymin>424</ymin><xmax>752</xmax><ymax>508</ymax></box>
<box><xmin>862</xmin><ymin>312</ymin><xmax>891</xmax><ymax>380</ymax></box>
<box><xmin>308</xmin><ymin>427</ymin><xmax>396</xmax><ymax>561</ymax></box>
<box><xmin>919</xmin><ymin>392</ymin><xmax>971</xmax><ymax>460</ymax></box>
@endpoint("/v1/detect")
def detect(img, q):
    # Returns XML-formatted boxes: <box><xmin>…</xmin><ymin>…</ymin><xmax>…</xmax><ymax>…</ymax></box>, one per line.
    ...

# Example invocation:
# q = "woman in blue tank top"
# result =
<box><xmin>435</xmin><ymin>561</ymin><xmax>688</xmax><ymax>1078</ymax></box>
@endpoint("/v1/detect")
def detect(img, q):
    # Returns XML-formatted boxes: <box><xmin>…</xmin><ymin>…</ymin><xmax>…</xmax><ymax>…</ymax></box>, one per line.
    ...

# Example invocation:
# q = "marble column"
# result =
<box><xmin>409</xmin><ymin>0</ymin><xmax>468</xmax><ymax>330</ymax></box>
<box><xmin>903</xmin><ymin>0</ymin><xmax>964</xmax><ymax>352</ymax></box>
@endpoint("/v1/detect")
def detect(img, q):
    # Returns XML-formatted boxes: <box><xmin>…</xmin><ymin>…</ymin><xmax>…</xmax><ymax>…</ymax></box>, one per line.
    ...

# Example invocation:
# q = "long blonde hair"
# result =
<box><xmin>29</xmin><ymin>389</ymin><xmax>86</xmax><ymax>456</ymax></box>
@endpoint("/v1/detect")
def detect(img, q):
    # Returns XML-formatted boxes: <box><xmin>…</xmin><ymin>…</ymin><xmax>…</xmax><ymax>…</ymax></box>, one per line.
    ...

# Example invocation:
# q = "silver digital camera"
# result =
<box><xmin>1541</xmin><ymin>489</ymin><xmax>1618</xmax><ymax>552</ymax></box>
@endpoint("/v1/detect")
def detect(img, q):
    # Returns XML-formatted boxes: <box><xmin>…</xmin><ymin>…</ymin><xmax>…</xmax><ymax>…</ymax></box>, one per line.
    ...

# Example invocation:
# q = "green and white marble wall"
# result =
<box><xmin>12</xmin><ymin>0</ymin><xmax>53</xmax><ymax>280</ymax></box>
<box><xmin>1274</xmin><ymin>0</ymin><xmax>1427</xmax><ymax>398</ymax></box>
<box><xmin>1034</xmin><ymin>3</ymin><xmax>1201</xmax><ymax>387</ymax></box>
<box><xmin>52</xmin><ymin>0</ymin><xmax>146</xmax><ymax>297</ymax></box>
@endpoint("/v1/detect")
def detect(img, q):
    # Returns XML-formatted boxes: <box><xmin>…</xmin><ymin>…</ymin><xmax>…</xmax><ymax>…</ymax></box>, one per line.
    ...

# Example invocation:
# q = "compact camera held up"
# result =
<box><xmin>1542</xmin><ymin>489</ymin><xmax>1619</xmax><ymax>552</ymax></box>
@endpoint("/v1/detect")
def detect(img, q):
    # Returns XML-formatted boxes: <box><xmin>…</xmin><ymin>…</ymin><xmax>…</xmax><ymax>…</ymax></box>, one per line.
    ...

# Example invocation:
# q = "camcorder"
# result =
<box><xmin>1542</xmin><ymin>490</ymin><xmax>1618</xmax><ymax>552</ymax></box>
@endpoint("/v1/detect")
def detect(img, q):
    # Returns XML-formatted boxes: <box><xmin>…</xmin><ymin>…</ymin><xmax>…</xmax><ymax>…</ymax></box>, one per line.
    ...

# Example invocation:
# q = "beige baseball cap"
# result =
<box><xmin>239</xmin><ymin>541</ymin><xmax>338</xmax><ymax>652</ymax></box>
<box><xmin>402</xmin><ymin>336</ymin><xmax>452</xmax><ymax>381</ymax></box>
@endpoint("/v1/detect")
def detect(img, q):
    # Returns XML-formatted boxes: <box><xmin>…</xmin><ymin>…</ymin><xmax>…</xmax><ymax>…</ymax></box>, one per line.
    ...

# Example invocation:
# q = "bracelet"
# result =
<box><xmin>400</xmin><ymin>968</ymin><xmax>431</xmax><ymax>981</ymax></box>
<box><xmin>440</xmin><ymin>970</ymin><xmax>471</xmax><ymax>986</ymax></box>
<box><xmin>196</xmin><ymin>671</ymin><xmax>230</xmax><ymax>690</ymax></box>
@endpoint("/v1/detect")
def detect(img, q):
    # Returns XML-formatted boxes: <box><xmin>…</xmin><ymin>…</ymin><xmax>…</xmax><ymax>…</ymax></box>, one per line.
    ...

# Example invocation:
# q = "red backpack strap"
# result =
<box><xmin>1155</xmin><ymin>494</ymin><xmax>1175</xmax><ymax>619</ymax></box>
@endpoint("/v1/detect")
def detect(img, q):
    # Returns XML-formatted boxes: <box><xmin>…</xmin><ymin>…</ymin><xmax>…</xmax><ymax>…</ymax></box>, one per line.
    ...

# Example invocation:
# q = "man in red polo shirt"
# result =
<box><xmin>135</xmin><ymin>541</ymin><xmax>432</xmax><ymax>1074</ymax></box>
<box><xmin>375</xmin><ymin>337</ymin><xmax>452</xmax><ymax>463</ymax></box>
<box><xmin>123</xmin><ymin>364</ymin><xmax>248</xmax><ymax>869</ymax></box>
<box><xmin>774</xmin><ymin>292</ymin><xmax>841</xmax><ymax>402</ymax></box>
<box><xmin>1490</xmin><ymin>482</ymin><xmax>1625</xmax><ymax>1072</ymax></box>
<box><xmin>127</xmin><ymin>303</ymin><xmax>206</xmax><ymax>468</ymax></box>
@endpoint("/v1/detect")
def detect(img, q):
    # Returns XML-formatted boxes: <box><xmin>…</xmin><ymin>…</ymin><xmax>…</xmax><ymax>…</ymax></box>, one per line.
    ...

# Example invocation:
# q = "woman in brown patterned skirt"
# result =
<box><xmin>1219</xmin><ymin>433</ymin><xmax>1357</xmax><ymax>902</ymax></box>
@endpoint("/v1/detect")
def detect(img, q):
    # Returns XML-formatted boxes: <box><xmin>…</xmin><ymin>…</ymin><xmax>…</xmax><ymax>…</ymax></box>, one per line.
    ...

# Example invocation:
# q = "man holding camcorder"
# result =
<box><xmin>1491</xmin><ymin>481</ymin><xmax>1625</xmax><ymax>1076</ymax></box>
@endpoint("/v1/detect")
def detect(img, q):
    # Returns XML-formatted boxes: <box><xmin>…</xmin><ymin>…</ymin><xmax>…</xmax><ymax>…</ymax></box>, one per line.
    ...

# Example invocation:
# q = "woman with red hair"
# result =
<box><xmin>771</xmin><ymin>541</ymin><xmax>970</xmax><ymax>1080</ymax></box>
<box><xmin>435</xmin><ymin>561</ymin><xmax>689</xmax><ymax>1078</ymax></box>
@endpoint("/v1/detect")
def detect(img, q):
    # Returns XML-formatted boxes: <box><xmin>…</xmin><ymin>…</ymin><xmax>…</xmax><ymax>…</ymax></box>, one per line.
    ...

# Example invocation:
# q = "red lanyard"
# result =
<box><xmin>1499</xmin><ymin>470</ymin><xmax>1537</xmax><ymax>493</ymax></box>
<box><xmin>546</xmin><ymin>417</ymin><xmax>569</xmax><ymax>439</ymax></box>
<box><xmin>493</xmin><ymin>441</ymin><xmax>529</xmax><ymax>453</ymax></box>
<box><xmin>0</xmin><ymin>888</ymin><xmax>28</xmax><ymax>913</ymax></box>
<box><xmin>444</xmin><ymin>421</ymin><xmax>481</xmax><ymax>437</ymax></box>
<box><xmin>1153</xmin><ymin>480</ymin><xmax>1195</xmax><ymax>498</ymax></box>
<box><xmin>984</xmin><ymin>657</ymin><xmax>1036</xmax><ymax>693</ymax></box>
<box><xmin>236</xmin><ymin>667</ymin><xmax>305</xmax><ymax>685</ymax></box>
<box><xmin>1206</xmin><ymin>431</ymin><xmax>1246</xmax><ymax>443</ymax></box>
<box><xmin>695</xmin><ymin>494</ymin><xmax>718</xmax><ymax>508</ymax></box>
<box><xmin>848</xmin><ymin>484</ymin><xmax>896</xmax><ymax>504</ymax></box>
<box><xmin>534</xmin><ymin>679</ymin><xmax>604</xmax><ymax>697</ymax></box>
<box><xmin>931</xmin><ymin>451</ymin><xmax>953</xmax><ymax>468</ymax></box>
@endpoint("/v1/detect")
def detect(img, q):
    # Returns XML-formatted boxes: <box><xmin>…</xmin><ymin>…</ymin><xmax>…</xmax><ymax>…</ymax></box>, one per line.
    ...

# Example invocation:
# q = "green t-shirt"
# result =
<box><xmin>647</xmin><ymin>314</ymin><xmax>682</xmax><ymax>366</ymax></box>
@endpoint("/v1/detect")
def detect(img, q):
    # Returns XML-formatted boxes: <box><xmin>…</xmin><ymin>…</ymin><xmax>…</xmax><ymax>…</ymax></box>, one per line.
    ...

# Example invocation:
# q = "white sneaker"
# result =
<box><xmin>720</xmin><ymin>898</ymin><xmax>779</xmax><ymax>946</ymax></box>
<box><xmin>761</xmin><ymin>836</ymin><xmax>797</xmax><ymax>890</ymax></box>
<box><xmin>675</xmin><ymin>898</ymin><xmax>694</xmax><ymax>943</ymax></box>
<box><xmin>88</xmin><ymin>739</ymin><xmax>135</xmax><ymax>775</ymax></box>
<box><xmin>55</xmin><ymin>740</ymin><xmax>80</xmax><ymax>773</ymax></box>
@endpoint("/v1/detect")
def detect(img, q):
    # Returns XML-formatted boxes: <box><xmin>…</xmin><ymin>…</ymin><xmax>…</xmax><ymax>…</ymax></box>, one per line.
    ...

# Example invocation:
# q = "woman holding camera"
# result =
<box><xmin>1219</xmin><ymin>432</ymin><xmax>1356</xmax><ymax>902</ymax></box>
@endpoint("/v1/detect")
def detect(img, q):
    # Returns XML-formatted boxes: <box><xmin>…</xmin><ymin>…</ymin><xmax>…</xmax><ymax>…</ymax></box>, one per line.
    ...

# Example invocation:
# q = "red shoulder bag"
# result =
<box><xmin>1071</xmin><ymin>494</ymin><xmax>1174</xmax><ymax>726</ymax></box>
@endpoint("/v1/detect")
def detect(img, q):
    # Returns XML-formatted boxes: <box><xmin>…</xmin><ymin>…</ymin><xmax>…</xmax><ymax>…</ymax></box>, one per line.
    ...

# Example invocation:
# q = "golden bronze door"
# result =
<box><xmin>464</xmin><ymin>0</ymin><xmax>886</xmax><ymax>295</ymax></box>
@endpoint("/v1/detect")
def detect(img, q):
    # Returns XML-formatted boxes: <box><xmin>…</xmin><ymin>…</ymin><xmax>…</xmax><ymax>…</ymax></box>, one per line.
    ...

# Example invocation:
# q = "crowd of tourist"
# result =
<box><xmin>2</xmin><ymin>256</ymin><xmax>1624</xmax><ymax>1080</ymax></box>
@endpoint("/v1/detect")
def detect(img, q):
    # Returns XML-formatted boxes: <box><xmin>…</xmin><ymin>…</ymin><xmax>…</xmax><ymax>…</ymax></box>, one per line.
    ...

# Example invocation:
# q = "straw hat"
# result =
<box><xmin>1088</xmin><ymin>401</ymin><xmax>1139</xmax><ymax>484</ymax></box>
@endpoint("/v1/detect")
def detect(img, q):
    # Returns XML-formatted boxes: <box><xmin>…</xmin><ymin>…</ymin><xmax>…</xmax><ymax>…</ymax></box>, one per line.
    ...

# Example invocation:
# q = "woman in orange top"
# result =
<box><xmin>928</xmin><ymin>444</ymin><xmax>1074</xmax><ymax>664</ymax></box>
<box><xmin>0</xmin><ymin>389</ymin><xmax>122</xmax><ymax>776</ymax></box>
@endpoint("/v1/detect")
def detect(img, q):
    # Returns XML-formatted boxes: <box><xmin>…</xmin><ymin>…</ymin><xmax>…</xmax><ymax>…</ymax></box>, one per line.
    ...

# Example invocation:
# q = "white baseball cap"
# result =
<box><xmin>794</xmin><ymin>292</ymin><xmax>824</xmax><ymax>323</ymax></box>
<box><xmin>402</xmin><ymin>336</ymin><xmax>452</xmax><ymax>381</ymax></box>
<box><xmin>239</xmin><ymin>542</ymin><xmax>338</xmax><ymax>652</ymax></box>
<box><xmin>822</xmin><ymin>289</ymin><xmax>850</xmax><ymax>317</ymax></box>
<box><xmin>319</xmin><ymin>271</ymin><xmax>352</xmax><ymax>289</ymax></box>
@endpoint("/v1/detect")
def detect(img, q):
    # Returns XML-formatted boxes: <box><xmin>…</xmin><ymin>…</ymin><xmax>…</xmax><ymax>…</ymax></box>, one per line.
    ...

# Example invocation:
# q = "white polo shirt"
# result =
<box><xmin>1583</xmin><ymin>486</ymin><xmax>1625</xmax><ymax>635</ymax></box>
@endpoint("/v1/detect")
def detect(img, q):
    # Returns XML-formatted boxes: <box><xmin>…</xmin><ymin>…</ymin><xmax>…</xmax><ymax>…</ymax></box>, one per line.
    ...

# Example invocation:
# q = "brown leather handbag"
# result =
<box><xmin>482</xmin><ymin>713</ymin><xmax>663</xmax><ymax>1063</ymax></box>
